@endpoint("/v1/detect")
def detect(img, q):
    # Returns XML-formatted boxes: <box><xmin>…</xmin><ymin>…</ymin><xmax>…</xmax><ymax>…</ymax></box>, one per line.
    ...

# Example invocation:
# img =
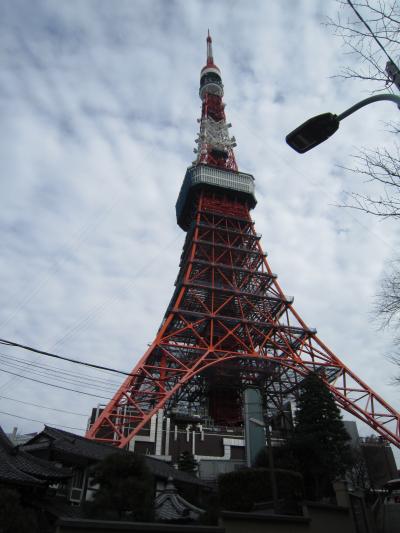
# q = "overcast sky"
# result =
<box><xmin>1</xmin><ymin>0</ymin><xmax>399</xmax><ymax>461</ymax></box>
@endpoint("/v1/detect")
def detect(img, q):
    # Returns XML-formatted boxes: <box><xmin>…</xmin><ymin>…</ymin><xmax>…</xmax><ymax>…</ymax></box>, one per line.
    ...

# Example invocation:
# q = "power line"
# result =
<box><xmin>0</xmin><ymin>395</ymin><xmax>88</xmax><ymax>417</ymax></box>
<box><xmin>347</xmin><ymin>0</ymin><xmax>397</xmax><ymax>65</ymax></box>
<box><xmin>0</xmin><ymin>350</ymin><xmax>112</xmax><ymax>380</ymax></box>
<box><xmin>50</xmin><ymin>232</ymin><xmax>180</xmax><ymax>351</ymax></box>
<box><xmin>0</xmin><ymin>362</ymin><xmax>117</xmax><ymax>395</ymax></box>
<box><xmin>0</xmin><ymin>409</ymin><xmax>85</xmax><ymax>431</ymax></box>
<box><xmin>0</xmin><ymin>357</ymin><xmax>118</xmax><ymax>392</ymax></box>
<box><xmin>0</xmin><ymin>198</ymin><xmax>122</xmax><ymax>332</ymax></box>
<box><xmin>0</xmin><ymin>337</ymin><xmax>132</xmax><ymax>377</ymax></box>
<box><xmin>0</xmin><ymin>206</ymin><xmax>181</xmax><ymax>396</ymax></box>
<box><xmin>0</xmin><ymin>352</ymin><xmax>121</xmax><ymax>390</ymax></box>
<box><xmin>0</xmin><ymin>367</ymin><xmax>111</xmax><ymax>400</ymax></box>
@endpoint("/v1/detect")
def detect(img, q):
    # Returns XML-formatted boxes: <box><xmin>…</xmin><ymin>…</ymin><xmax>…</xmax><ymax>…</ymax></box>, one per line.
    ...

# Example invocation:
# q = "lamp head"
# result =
<box><xmin>286</xmin><ymin>113</ymin><xmax>339</xmax><ymax>153</ymax></box>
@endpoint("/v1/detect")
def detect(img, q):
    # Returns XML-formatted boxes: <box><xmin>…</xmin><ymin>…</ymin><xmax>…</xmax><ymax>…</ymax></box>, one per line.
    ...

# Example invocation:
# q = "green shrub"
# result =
<box><xmin>218</xmin><ymin>468</ymin><xmax>303</xmax><ymax>512</ymax></box>
<box><xmin>86</xmin><ymin>452</ymin><xmax>154</xmax><ymax>521</ymax></box>
<box><xmin>0</xmin><ymin>486</ymin><xmax>39</xmax><ymax>533</ymax></box>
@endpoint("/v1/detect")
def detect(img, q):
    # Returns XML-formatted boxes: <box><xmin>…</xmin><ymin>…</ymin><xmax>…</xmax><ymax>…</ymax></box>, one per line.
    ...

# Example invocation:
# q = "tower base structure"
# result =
<box><xmin>88</xmin><ymin>396</ymin><xmax>291</xmax><ymax>480</ymax></box>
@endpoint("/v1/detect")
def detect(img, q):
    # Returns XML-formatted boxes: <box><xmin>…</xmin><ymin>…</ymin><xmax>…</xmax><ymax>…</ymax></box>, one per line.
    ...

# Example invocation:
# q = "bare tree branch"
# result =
<box><xmin>337</xmin><ymin>147</ymin><xmax>400</xmax><ymax>217</ymax></box>
<box><xmin>325</xmin><ymin>0</ymin><xmax>400</xmax><ymax>87</ymax></box>
<box><xmin>327</xmin><ymin>1</ymin><xmax>400</xmax><ymax>383</ymax></box>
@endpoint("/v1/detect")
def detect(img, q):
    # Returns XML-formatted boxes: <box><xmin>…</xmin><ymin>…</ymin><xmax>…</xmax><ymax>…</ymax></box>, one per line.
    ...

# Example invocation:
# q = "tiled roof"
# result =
<box><xmin>0</xmin><ymin>449</ymin><xmax>42</xmax><ymax>487</ymax></box>
<box><xmin>0</xmin><ymin>427</ymin><xmax>71</xmax><ymax>487</ymax></box>
<box><xmin>23</xmin><ymin>426</ymin><xmax>210</xmax><ymax>487</ymax></box>
<box><xmin>14</xmin><ymin>449</ymin><xmax>71</xmax><ymax>480</ymax></box>
<box><xmin>155</xmin><ymin>477</ymin><xmax>205</xmax><ymax>522</ymax></box>
<box><xmin>34</xmin><ymin>426</ymin><xmax>121</xmax><ymax>462</ymax></box>
<box><xmin>145</xmin><ymin>455</ymin><xmax>210</xmax><ymax>487</ymax></box>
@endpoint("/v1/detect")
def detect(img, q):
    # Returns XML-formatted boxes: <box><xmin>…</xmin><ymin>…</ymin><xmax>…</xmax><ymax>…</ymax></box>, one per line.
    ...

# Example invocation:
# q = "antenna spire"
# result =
<box><xmin>196</xmin><ymin>33</ymin><xmax>238</xmax><ymax>171</ymax></box>
<box><xmin>206</xmin><ymin>29</ymin><xmax>214</xmax><ymax>65</ymax></box>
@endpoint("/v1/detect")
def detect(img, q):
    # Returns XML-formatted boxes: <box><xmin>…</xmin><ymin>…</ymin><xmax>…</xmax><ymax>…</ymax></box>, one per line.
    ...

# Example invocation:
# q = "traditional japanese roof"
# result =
<box><xmin>22</xmin><ymin>426</ymin><xmax>209</xmax><ymax>487</ymax></box>
<box><xmin>145</xmin><ymin>455</ymin><xmax>210</xmax><ymax>488</ymax></box>
<box><xmin>0</xmin><ymin>426</ymin><xmax>71</xmax><ymax>487</ymax></box>
<box><xmin>23</xmin><ymin>426</ymin><xmax>120</xmax><ymax>463</ymax></box>
<box><xmin>155</xmin><ymin>477</ymin><xmax>205</xmax><ymax>522</ymax></box>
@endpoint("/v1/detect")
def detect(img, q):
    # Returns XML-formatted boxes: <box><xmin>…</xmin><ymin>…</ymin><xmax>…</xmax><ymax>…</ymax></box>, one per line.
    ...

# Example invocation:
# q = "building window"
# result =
<box><xmin>70</xmin><ymin>468</ymin><xmax>85</xmax><ymax>504</ymax></box>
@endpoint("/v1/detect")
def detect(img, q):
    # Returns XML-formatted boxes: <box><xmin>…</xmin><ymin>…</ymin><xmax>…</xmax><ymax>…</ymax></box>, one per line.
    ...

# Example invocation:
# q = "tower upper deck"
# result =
<box><xmin>176</xmin><ymin>32</ymin><xmax>257</xmax><ymax>231</ymax></box>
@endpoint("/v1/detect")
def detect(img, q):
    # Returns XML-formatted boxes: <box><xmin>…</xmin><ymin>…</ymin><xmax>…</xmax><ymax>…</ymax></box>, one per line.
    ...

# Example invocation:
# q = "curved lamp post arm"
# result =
<box><xmin>337</xmin><ymin>94</ymin><xmax>400</xmax><ymax>121</ymax></box>
<box><xmin>286</xmin><ymin>93</ymin><xmax>400</xmax><ymax>154</ymax></box>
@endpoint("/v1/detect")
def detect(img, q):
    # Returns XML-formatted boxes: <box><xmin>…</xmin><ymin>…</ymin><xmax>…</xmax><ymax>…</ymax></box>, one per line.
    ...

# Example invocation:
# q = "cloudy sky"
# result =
<box><xmin>1</xmin><ymin>0</ymin><xmax>399</xmax><ymax>460</ymax></box>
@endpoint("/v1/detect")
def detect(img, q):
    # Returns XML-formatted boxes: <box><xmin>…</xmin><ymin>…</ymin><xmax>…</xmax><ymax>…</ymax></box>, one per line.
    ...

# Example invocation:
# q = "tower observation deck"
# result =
<box><xmin>86</xmin><ymin>33</ymin><xmax>400</xmax><ymax>453</ymax></box>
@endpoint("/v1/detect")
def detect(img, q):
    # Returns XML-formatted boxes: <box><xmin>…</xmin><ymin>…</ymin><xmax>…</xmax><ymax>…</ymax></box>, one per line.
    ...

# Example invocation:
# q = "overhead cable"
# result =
<box><xmin>0</xmin><ymin>367</ymin><xmax>111</xmax><ymax>400</ymax></box>
<box><xmin>0</xmin><ymin>354</ymin><xmax>120</xmax><ymax>393</ymax></box>
<box><xmin>0</xmin><ymin>351</ymin><xmax>121</xmax><ymax>387</ymax></box>
<box><xmin>0</xmin><ymin>395</ymin><xmax>88</xmax><ymax>417</ymax></box>
<box><xmin>0</xmin><ymin>337</ymin><xmax>132</xmax><ymax>377</ymax></box>
<box><xmin>0</xmin><ymin>409</ymin><xmax>85</xmax><ymax>431</ymax></box>
<box><xmin>347</xmin><ymin>0</ymin><xmax>397</xmax><ymax>65</ymax></box>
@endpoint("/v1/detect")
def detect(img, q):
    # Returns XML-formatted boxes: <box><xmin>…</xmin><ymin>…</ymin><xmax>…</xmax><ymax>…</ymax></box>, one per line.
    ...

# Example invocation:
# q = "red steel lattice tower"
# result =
<box><xmin>87</xmin><ymin>34</ymin><xmax>400</xmax><ymax>448</ymax></box>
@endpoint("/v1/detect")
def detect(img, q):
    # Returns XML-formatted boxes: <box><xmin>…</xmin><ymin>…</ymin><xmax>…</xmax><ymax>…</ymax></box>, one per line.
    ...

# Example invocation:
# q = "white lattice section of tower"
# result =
<box><xmin>193</xmin><ymin>117</ymin><xmax>236</xmax><ymax>162</ymax></box>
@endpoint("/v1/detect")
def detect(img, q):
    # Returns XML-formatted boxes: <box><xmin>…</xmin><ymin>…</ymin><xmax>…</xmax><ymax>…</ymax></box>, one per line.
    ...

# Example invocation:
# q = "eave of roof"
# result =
<box><xmin>0</xmin><ymin>426</ymin><xmax>70</xmax><ymax>485</ymax></box>
<box><xmin>23</xmin><ymin>426</ymin><xmax>211</xmax><ymax>488</ymax></box>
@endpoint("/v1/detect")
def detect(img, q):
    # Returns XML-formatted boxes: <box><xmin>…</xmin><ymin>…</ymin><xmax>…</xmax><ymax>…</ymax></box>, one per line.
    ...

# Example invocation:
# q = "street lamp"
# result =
<box><xmin>286</xmin><ymin>94</ymin><xmax>400</xmax><ymax>154</ymax></box>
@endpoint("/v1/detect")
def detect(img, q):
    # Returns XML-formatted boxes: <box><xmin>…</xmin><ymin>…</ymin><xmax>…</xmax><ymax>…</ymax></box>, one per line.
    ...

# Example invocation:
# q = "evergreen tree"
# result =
<box><xmin>290</xmin><ymin>372</ymin><xmax>352</xmax><ymax>500</ymax></box>
<box><xmin>177</xmin><ymin>451</ymin><xmax>198</xmax><ymax>474</ymax></box>
<box><xmin>0</xmin><ymin>487</ymin><xmax>39</xmax><ymax>533</ymax></box>
<box><xmin>87</xmin><ymin>452</ymin><xmax>154</xmax><ymax>521</ymax></box>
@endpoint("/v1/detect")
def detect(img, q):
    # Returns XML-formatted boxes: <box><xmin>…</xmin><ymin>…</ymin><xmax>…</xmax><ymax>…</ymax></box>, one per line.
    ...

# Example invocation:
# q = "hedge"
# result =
<box><xmin>218</xmin><ymin>467</ymin><xmax>304</xmax><ymax>512</ymax></box>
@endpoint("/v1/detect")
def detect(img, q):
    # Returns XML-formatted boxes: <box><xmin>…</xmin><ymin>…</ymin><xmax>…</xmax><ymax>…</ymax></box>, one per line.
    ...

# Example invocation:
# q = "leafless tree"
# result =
<box><xmin>327</xmin><ymin>1</ymin><xmax>400</xmax><ymax>380</ymax></box>
<box><xmin>375</xmin><ymin>261</ymin><xmax>400</xmax><ymax>327</ymax></box>
<box><xmin>339</xmin><ymin>145</ymin><xmax>400</xmax><ymax>217</ymax></box>
<box><xmin>347</xmin><ymin>446</ymin><xmax>371</xmax><ymax>490</ymax></box>
<box><xmin>374</xmin><ymin>260</ymin><xmax>400</xmax><ymax>385</ymax></box>
<box><xmin>326</xmin><ymin>1</ymin><xmax>400</xmax><ymax>216</ymax></box>
<box><xmin>326</xmin><ymin>0</ymin><xmax>400</xmax><ymax>89</ymax></box>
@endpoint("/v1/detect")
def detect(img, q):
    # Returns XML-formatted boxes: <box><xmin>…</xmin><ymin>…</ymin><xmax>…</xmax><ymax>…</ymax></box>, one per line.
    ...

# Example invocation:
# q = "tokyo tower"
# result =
<box><xmin>87</xmin><ymin>33</ymin><xmax>400</xmax><ymax>452</ymax></box>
